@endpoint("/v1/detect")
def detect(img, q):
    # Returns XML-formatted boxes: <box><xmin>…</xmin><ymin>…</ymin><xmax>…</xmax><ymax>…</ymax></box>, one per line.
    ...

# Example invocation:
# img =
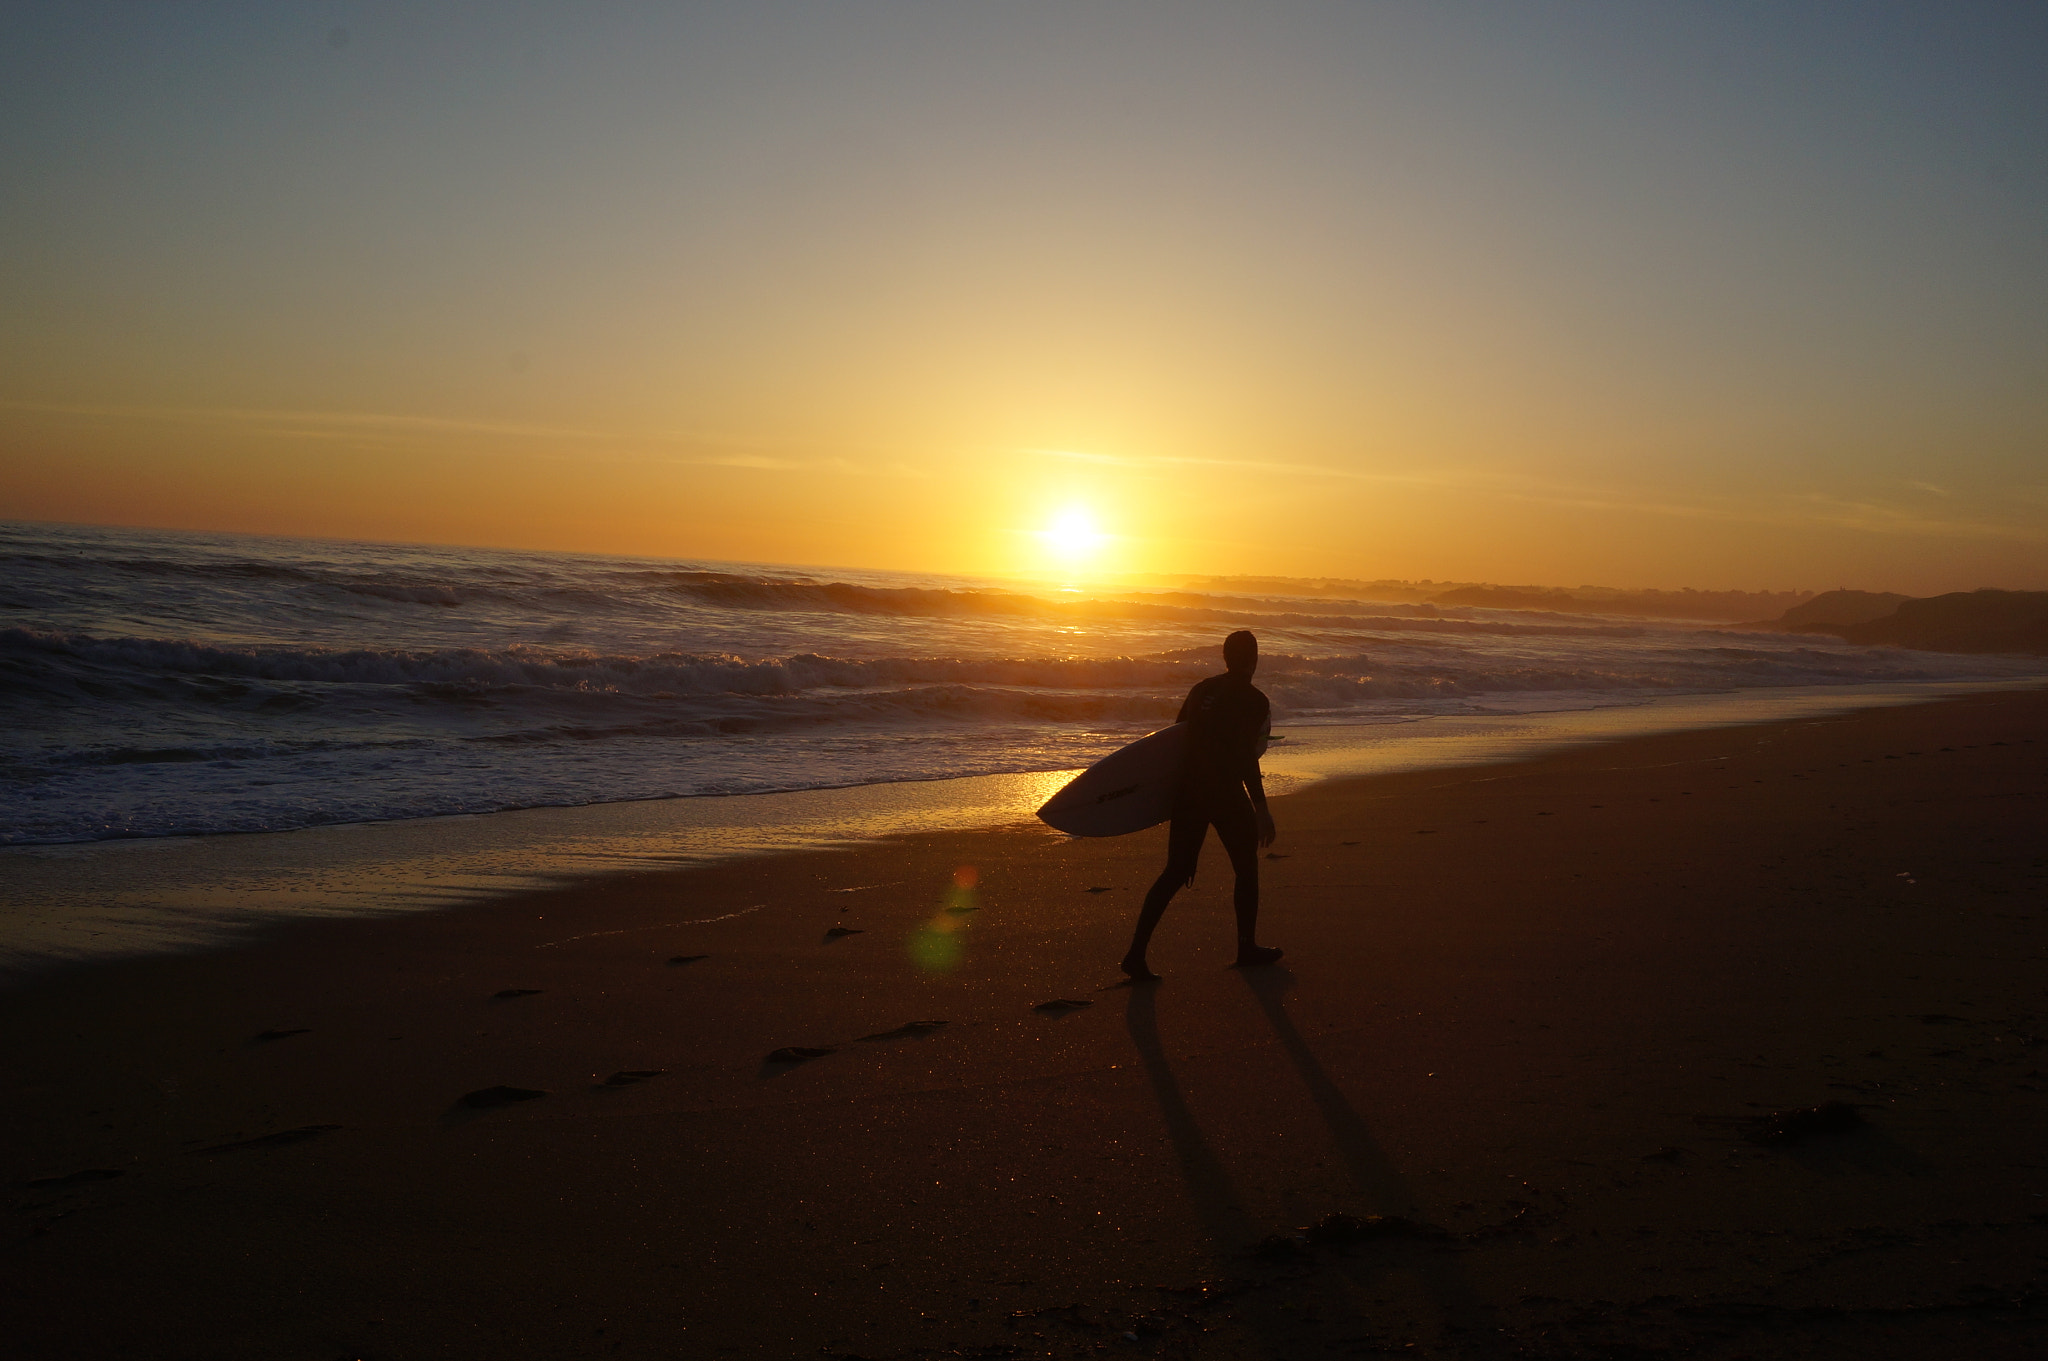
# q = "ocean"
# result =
<box><xmin>6</xmin><ymin>518</ymin><xmax>2039</xmax><ymax>848</ymax></box>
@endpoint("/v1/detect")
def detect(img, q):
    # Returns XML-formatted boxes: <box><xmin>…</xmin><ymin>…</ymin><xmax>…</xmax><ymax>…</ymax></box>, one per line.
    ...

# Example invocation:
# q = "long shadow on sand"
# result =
<box><xmin>1237</xmin><ymin>966</ymin><xmax>1504</xmax><ymax>1351</ymax></box>
<box><xmin>1126</xmin><ymin>982</ymin><xmax>1319</xmax><ymax>1359</ymax></box>
<box><xmin>1123</xmin><ymin>984</ymin><xmax>1261</xmax><ymax>1252</ymax></box>
<box><xmin>1127</xmin><ymin>978</ymin><xmax>1506</xmax><ymax>1357</ymax></box>
<box><xmin>1237</xmin><ymin>967</ymin><xmax>1418</xmax><ymax>1212</ymax></box>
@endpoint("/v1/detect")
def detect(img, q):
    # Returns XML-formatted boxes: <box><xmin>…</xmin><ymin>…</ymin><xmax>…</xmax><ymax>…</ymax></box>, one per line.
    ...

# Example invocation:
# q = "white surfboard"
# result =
<box><xmin>1036</xmin><ymin>721</ymin><xmax>1278</xmax><ymax>837</ymax></box>
<box><xmin>1036</xmin><ymin>724</ymin><xmax>1189</xmax><ymax>837</ymax></box>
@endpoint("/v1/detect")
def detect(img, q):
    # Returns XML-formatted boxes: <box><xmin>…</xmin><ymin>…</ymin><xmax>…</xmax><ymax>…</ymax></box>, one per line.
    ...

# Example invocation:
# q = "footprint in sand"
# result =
<box><xmin>195</xmin><ymin>1124</ymin><xmax>342</xmax><ymax>1154</ymax></box>
<box><xmin>765</xmin><ymin>1046</ymin><xmax>836</xmax><ymax>1064</ymax></box>
<box><xmin>600</xmin><ymin>1070</ymin><xmax>667</xmax><ymax>1087</ymax></box>
<box><xmin>857</xmin><ymin>1021</ymin><xmax>947</xmax><ymax>1042</ymax></box>
<box><xmin>458</xmin><ymin>1086</ymin><xmax>547</xmax><ymax>1108</ymax></box>
<box><xmin>491</xmin><ymin>988</ymin><xmax>544</xmax><ymax>999</ymax></box>
<box><xmin>26</xmin><ymin>1168</ymin><xmax>124</xmax><ymax>1188</ymax></box>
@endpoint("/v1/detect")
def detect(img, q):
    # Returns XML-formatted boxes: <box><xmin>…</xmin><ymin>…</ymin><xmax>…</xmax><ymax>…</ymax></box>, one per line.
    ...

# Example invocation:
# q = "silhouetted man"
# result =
<box><xmin>1122</xmin><ymin>629</ymin><xmax>1281</xmax><ymax>979</ymax></box>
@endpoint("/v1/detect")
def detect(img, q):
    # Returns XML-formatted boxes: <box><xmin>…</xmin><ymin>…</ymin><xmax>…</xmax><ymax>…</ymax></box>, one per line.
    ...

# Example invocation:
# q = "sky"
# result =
<box><xmin>3</xmin><ymin>1</ymin><xmax>2045</xmax><ymax>594</ymax></box>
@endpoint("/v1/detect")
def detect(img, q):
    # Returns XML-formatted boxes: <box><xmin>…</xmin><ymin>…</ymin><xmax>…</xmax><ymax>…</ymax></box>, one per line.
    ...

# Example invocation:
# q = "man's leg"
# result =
<box><xmin>1214</xmin><ymin>798</ymin><xmax>1281</xmax><ymax>966</ymax></box>
<box><xmin>1123</xmin><ymin>807</ymin><xmax>1208</xmax><ymax>979</ymax></box>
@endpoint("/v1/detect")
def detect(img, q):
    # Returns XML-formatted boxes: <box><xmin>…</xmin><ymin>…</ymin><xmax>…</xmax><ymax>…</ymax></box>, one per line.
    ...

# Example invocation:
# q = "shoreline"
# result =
<box><xmin>5</xmin><ymin>674</ymin><xmax>2041</xmax><ymax>979</ymax></box>
<box><xmin>4</xmin><ymin>686</ymin><xmax>2046</xmax><ymax>1357</ymax></box>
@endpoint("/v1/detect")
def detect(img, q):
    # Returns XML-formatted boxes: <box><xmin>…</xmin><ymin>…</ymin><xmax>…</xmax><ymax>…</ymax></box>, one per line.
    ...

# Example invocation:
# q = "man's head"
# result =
<box><xmin>1223</xmin><ymin>629</ymin><xmax>1258</xmax><ymax>677</ymax></box>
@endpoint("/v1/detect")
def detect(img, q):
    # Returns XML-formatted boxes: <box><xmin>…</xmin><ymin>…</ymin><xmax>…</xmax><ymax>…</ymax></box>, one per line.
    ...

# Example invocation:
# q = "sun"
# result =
<box><xmin>1042</xmin><ymin>506</ymin><xmax>1107</xmax><ymax>562</ymax></box>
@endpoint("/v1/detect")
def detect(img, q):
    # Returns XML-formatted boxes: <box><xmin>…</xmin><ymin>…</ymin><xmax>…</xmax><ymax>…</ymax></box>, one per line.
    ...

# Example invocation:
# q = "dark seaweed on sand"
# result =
<box><xmin>1250</xmin><ymin>1233</ymin><xmax>1314</xmax><ymax>1261</ymax></box>
<box><xmin>1305</xmin><ymin>1212</ymin><xmax>1450</xmax><ymax>1244</ymax></box>
<box><xmin>1253</xmin><ymin>1212</ymin><xmax>1448</xmax><ymax>1260</ymax></box>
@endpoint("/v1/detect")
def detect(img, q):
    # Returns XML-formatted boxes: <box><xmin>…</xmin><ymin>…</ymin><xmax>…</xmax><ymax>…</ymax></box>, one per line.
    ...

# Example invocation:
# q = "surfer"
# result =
<box><xmin>1122</xmin><ymin>629</ymin><xmax>1282</xmax><ymax>980</ymax></box>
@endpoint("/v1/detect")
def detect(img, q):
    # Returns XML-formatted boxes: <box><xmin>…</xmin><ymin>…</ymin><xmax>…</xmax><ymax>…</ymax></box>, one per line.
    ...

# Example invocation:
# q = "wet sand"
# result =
<box><xmin>4</xmin><ymin>688</ymin><xmax>2046</xmax><ymax>1359</ymax></box>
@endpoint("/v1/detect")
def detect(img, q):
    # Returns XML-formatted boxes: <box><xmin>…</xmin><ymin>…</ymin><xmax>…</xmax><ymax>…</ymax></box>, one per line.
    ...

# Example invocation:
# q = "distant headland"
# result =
<box><xmin>1744</xmin><ymin>588</ymin><xmax>2048</xmax><ymax>655</ymax></box>
<box><xmin>1126</xmin><ymin>574</ymin><xmax>2048</xmax><ymax>655</ymax></box>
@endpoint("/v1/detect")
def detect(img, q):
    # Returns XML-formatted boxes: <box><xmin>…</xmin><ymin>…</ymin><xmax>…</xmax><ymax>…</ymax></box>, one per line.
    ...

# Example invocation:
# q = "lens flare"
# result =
<box><xmin>909</xmin><ymin>865</ymin><xmax>980</xmax><ymax>972</ymax></box>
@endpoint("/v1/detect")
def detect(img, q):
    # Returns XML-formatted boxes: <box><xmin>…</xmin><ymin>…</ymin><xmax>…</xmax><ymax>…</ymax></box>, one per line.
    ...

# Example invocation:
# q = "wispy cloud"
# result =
<box><xmin>1499</xmin><ymin>482</ymin><xmax>2042</xmax><ymax>543</ymax></box>
<box><xmin>1026</xmin><ymin>447</ymin><xmax>1450</xmax><ymax>487</ymax></box>
<box><xmin>0</xmin><ymin>397</ymin><xmax>923</xmax><ymax>477</ymax></box>
<box><xmin>1</xmin><ymin>397</ymin><xmax>619</xmax><ymax>442</ymax></box>
<box><xmin>1029</xmin><ymin>446</ymin><xmax>1748</xmax><ymax>519</ymax></box>
<box><xmin>1024</xmin><ymin>445</ymin><xmax>2046</xmax><ymax>543</ymax></box>
<box><xmin>1787</xmin><ymin>493</ymin><xmax>2046</xmax><ymax>542</ymax></box>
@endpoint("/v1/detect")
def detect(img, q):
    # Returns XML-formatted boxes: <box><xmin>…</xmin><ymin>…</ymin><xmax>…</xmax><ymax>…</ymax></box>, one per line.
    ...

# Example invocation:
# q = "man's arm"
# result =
<box><xmin>1246</xmin><ymin>767</ymin><xmax>1277</xmax><ymax>848</ymax></box>
<box><xmin>1243</xmin><ymin>695</ymin><xmax>1276</xmax><ymax>848</ymax></box>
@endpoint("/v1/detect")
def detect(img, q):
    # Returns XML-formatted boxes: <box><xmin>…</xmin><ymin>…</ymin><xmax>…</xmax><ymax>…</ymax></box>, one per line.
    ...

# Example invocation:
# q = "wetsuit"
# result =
<box><xmin>1146</xmin><ymin>670</ymin><xmax>1270</xmax><ymax>927</ymax></box>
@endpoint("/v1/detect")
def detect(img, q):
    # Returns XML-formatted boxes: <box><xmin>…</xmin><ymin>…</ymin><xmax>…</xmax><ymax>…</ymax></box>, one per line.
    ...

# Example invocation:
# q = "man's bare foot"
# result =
<box><xmin>1232</xmin><ymin>945</ymin><xmax>1284</xmax><ymax>968</ymax></box>
<box><xmin>1120</xmin><ymin>957</ymin><xmax>1162</xmax><ymax>982</ymax></box>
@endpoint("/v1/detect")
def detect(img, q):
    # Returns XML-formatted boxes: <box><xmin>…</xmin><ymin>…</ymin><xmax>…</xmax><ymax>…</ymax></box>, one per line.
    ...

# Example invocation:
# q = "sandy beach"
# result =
<box><xmin>5</xmin><ymin>687</ymin><xmax>2046</xmax><ymax>1359</ymax></box>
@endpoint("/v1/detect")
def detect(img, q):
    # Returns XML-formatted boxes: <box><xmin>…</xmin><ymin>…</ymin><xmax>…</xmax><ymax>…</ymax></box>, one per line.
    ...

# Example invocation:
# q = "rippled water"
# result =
<box><xmin>4</xmin><ymin>519</ymin><xmax>2036</xmax><ymax>845</ymax></box>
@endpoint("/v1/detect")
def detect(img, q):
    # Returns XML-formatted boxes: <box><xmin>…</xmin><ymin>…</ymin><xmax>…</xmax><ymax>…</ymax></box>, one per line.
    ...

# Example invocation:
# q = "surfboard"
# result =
<box><xmin>1036</xmin><ymin>721</ymin><xmax>1277</xmax><ymax>837</ymax></box>
<box><xmin>1036</xmin><ymin>724</ymin><xmax>1188</xmax><ymax>837</ymax></box>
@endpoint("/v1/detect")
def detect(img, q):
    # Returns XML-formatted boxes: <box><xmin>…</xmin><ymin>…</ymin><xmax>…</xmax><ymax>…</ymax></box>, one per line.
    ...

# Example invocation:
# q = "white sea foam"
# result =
<box><xmin>2</xmin><ymin>520</ymin><xmax>2040</xmax><ymax>844</ymax></box>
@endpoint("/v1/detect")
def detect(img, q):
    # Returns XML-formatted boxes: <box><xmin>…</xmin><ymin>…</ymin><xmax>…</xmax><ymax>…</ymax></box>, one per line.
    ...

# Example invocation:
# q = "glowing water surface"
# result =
<box><xmin>2</xmin><ymin>676</ymin><xmax>2038</xmax><ymax>978</ymax></box>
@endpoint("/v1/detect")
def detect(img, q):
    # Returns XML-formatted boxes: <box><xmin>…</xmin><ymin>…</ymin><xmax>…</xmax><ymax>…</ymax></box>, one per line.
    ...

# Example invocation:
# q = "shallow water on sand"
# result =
<box><xmin>4</xmin><ymin>677</ymin><xmax>2038</xmax><ymax>977</ymax></box>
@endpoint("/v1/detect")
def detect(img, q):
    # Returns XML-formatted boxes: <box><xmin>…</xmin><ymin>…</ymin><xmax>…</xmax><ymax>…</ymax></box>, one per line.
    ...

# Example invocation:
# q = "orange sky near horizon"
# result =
<box><xmin>8</xmin><ymin>396</ymin><xmax>2044</xmax><ymax>597</ymax></box>
<box><xmin>4</xmin><ymin>4</ymin><xmax>2045</xmax><ymax>596</ymax></box>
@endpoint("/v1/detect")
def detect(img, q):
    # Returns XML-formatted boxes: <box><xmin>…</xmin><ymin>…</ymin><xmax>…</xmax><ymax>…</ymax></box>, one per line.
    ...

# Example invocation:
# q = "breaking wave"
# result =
<box><xmin>3</xmin><ymin>520</ymin><xmax>2037</xmax><ymax>844</ymax></box>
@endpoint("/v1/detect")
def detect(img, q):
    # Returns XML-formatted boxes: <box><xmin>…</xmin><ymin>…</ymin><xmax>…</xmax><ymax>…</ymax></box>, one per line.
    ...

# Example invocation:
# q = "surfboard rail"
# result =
<box><xmin>1035</xmin><ymin>723</ymin><xmax>1188</xmax><ymax>837</ymax></box>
